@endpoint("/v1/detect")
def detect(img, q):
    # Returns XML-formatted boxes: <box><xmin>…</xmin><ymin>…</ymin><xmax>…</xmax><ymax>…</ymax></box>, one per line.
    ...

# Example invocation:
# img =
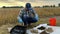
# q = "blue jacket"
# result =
<box><xmin>17</xmin><ymin>8</ymin><xmax>39</xmax><ymax>23</ymax></box>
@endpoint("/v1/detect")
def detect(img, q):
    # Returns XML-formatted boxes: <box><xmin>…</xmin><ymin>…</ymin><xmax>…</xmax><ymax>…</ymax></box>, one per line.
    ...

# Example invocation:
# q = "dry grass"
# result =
<box><xmin>0</xmin><ymin>8</ymin><xmax>60</xmax><ymax>26</ymax></box>
<box><xmin>0</xmin><ymin>8</ymin><xmax>20</xmax><ymax>26</ymax></box>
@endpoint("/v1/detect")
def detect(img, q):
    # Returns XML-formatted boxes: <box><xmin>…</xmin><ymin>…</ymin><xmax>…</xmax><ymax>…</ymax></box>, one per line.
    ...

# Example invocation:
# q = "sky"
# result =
<box><xmin>0</xmin><ymin>0</ymin><xmax>60</xmax><ymax>7</ymax></box>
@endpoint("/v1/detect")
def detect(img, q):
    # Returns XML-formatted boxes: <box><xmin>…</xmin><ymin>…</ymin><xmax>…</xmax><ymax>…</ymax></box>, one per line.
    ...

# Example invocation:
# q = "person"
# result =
<box><xmin>18</xmin><ymin>3</ymin><xmax>38</xmax><ymax>26</ymax></box>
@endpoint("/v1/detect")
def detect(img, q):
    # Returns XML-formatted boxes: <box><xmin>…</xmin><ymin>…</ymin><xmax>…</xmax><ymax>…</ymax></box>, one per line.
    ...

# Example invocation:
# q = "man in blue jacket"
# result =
<box><xmin>18</xmin><ymin>3</ymin><xmax>38</xmax><ymax>26</ymax></box>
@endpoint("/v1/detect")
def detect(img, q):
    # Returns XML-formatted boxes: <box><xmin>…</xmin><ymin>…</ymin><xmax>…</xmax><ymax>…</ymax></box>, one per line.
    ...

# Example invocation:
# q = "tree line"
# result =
<box><xmin>2</xmin><ymin>3</ymin><xmax>60</xmax><ymax>8</ymax></box>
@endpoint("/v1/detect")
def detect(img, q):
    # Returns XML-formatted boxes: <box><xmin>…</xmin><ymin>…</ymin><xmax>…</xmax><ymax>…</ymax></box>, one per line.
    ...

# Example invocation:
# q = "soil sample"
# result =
<box><xmin>40</xmin><ymin>31</ymin><xmax>49</xmax><ymax>34</ymax></box>
<box><xmin>37</xmin><ymin>26</ymin><xmax>46</xmax><ymax>30</ymax></box>
<box><xmin>30</xmin><ymin>29</ymin><xmax>38</xmax><ymax>33</ymax></box>
<box><xmin>45</xmin><ymin>27</ymin><xmax>53</xmax><ymax>33</ymax></box>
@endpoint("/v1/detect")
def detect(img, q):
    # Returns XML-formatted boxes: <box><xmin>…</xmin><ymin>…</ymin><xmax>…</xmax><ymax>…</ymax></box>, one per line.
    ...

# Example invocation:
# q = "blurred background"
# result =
<box><xmin>0</xmin><ymin>0</ymin><xmax>60</xmax><ymax>34</ymax></box>
<box><xmin>0</xmin><ymin>0</ymin><xmax>60</xmax><ymax>7</ymax></box>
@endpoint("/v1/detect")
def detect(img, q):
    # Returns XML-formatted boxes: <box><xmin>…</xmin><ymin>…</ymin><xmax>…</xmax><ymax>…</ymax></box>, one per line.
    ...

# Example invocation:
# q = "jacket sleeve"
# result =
<box><xmin>32</xmin><ymin>9</ymin><xmax>36</xmax><ymax>16</ymax></box>
<box><xmin>18</xmin><ymin>9</ymin><xmax>23</xmax><ymax>18</ymax></box>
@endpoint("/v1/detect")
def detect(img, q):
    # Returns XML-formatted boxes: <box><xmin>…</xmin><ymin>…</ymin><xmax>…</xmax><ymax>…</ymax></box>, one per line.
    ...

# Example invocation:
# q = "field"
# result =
<box><xmin>0</xmin><ymin>7</ymin><xmax>60</xmax><ymax>34</ymax></box>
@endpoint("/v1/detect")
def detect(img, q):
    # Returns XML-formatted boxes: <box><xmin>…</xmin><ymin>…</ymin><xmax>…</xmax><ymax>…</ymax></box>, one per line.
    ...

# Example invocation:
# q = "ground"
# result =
<box><xmin>0</xmin><ymin>17</ymin><xmax>60</xmax><ymax>34</ymax></box>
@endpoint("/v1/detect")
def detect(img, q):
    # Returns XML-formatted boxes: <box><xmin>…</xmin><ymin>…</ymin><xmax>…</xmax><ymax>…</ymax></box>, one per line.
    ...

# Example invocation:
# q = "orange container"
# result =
<box><xmin>49</xmin><ymin>18</ymin><xmax>56</xmax><ymax>26</ymax></box>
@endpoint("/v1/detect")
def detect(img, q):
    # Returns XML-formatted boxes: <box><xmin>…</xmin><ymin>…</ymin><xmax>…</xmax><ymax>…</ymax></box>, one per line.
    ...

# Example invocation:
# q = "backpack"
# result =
<box><xmin>10</xmin><ymin>25</ymin><xmax>27</xmax><ymax>34</ymax></box>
